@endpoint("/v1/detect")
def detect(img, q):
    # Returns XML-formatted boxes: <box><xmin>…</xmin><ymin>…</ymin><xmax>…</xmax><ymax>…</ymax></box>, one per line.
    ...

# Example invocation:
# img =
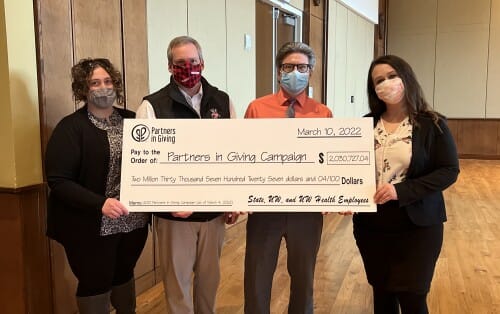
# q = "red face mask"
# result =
<box><xmin>171</xmin><ymin>63</ymin><xmax>202</xmax><ymax>88</ymax></box>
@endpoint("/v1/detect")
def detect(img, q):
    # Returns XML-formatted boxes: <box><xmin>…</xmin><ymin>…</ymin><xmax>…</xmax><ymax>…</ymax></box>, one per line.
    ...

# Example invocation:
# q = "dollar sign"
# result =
<box><xmin>318</xmin><ymin>152</ymin><xmax>324</xmax><ymax>164</ymax></box>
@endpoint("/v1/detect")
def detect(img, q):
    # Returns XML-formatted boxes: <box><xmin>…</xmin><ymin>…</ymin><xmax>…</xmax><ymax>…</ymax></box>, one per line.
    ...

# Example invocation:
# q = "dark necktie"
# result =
<box><xmin>286</xmin><ymin>98</ymin><xmax>296</xmax><ymax>118</ymax></box>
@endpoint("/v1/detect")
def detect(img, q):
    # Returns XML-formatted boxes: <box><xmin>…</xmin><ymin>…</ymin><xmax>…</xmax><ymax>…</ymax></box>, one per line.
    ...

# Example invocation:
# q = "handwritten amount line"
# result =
<box><xmin>131</xmin><ymin>183</ymin><xmax>342</xmax><ymax>186</ymax></box>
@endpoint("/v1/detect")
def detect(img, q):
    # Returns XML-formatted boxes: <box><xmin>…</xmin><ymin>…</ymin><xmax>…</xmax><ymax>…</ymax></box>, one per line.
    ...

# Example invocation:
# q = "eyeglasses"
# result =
<box><xmin>281</xmin><ymin>63</ymin><xmax>311</xmax><ymax>73</ymax></box>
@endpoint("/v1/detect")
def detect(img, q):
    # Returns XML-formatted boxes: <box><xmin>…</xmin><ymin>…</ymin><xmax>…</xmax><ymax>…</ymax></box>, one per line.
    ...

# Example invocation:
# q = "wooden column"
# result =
<box><xmin>374</xmin><ymin>0</ymin><xmax>387</xmax><ymax>57</ymax></box>
<box><xmin>303</xmin><ymin>0</ymin><xmax>326</xmax><ymax>103</ymax></box>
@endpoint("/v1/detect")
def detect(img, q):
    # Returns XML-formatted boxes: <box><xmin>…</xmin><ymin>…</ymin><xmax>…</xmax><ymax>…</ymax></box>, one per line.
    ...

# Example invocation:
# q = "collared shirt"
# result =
<box><xmin>136</xmin><ymin>84</ymin><xmax>237</xmax><ymax>119</ymax></box>
<box><xmin>244</xmin><ymin>89</ymin><xmax>332</xmax><ymax>118</ymax></box>
<box><xmin>179</xmin><ymin>84</ymin><xmax>203</xmax><ymax>116</ymax></box>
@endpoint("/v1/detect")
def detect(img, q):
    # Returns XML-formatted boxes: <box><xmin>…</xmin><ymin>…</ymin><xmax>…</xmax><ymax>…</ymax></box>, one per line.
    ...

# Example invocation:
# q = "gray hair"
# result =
<box><xmin>167</xmin><ymin>36</ymin><xmax>204</xmax><ymax>65</ymax></box>
<box><xmin>276</xmin><ymin>42</ymin><xmax>316</xmax><ymax>70</ymax></box>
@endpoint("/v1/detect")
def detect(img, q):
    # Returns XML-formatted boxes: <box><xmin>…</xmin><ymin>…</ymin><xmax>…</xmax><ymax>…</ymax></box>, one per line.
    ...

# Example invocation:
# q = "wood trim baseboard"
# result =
<box><xmin>459</xmin><ymin>154</ymin><xmax>500</xmax><ymax>160</ymax></box>
<box><xmin>0</xmin><ymin>183</ymin><xmax>45</xmax><ymax>194</ymax></box>
<box><xmin>447</xmin><ymin>119</ymin><xmax>500</xmax><ymax>159</ymax></box>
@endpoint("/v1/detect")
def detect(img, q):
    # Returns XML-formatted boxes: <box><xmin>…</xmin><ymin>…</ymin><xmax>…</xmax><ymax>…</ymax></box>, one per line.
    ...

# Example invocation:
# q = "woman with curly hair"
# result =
<box><xmin>345</xmin><ymin>55</ymin><xmax>459</xmax><ymax>314</ymax></box>
<box><xmin>45</xmin><ymin>58</ymin><xmax>149</xmax><ymax>314</ymax></box>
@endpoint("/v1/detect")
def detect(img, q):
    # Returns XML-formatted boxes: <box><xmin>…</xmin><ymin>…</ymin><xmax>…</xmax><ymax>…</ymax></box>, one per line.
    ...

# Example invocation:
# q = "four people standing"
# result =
<box><xmin>46</xmin><ymin>40</ymin><xmax>458</xmax><ymax>313</ymax></box>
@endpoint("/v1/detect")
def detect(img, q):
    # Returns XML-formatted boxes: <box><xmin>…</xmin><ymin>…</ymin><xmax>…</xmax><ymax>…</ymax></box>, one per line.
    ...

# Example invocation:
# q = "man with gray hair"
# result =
<box><xmin>244</xmin><ymin>42</ymin><xmax>332</xmax><ymax>314</ymax></box>
<box><xmin>136</xmin><ymin>35</ymin><xmax>239</xmax><ymax>314</ymax></box>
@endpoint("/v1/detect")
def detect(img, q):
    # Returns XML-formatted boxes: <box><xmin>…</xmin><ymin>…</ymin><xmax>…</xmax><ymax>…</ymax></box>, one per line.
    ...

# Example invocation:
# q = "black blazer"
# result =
<box><xmin>45</xmin><ymin>106</ymin><xmax>136</xmax><ymax>242</ymax></box>
<box><xmin>368</xmin><ymin>113</ymin><xmax>460</xmax><ymax>226</ymax></box>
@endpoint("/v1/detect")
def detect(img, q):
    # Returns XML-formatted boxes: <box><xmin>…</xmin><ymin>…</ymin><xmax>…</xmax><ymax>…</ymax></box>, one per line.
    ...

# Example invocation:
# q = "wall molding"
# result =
<box><xmin>0</xmin><ymin>183</ymin><xmax>44</xmax><ymax>194</ymax></box>
<box><xmin>448</xmin><ymin>119</ymin><xmax>500</xmax><ymax>159</ymax></box>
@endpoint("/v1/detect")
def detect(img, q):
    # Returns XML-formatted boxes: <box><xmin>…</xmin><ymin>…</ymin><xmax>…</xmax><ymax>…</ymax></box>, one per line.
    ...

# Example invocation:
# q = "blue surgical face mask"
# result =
<box><xmin>280</xmin><ymin>70</ymin><xmax>309</xmax><ymax>96</ymax></box>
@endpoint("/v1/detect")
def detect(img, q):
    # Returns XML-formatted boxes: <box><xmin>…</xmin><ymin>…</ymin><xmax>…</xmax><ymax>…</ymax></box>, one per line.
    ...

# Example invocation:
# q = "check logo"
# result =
<box><xmin>131</xmin><ymin>124</ymin><xmax>150</xmax><ymax>142</ymax></box>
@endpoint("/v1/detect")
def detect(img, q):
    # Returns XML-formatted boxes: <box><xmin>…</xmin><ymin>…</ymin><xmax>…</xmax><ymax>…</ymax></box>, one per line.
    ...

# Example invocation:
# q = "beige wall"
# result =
<box><xmin>388</xmin><ymin>0</ymin><xmax>500</xmax><ymax>119</ymax></box>
<box><xmin>146</xmin><ymin>0</ymin><xmax>256</xmax><ymax>118</ymax></box>
<box><xmin>326</xmin><ymin>1</ymin><xmax>375</xmax><ymax>117</ymax></box>
<box><xmin>387</xmin><ymin>0</ymin><xmax>437</xmax><ymax>107</ymax></box>
<box><xmin>289</xmin><ymin>0</ymin><xmax>304</xmax><ymax>11</ymax></box>
<box><xmin>0</xmin><ymin>0</ymin><xmax>42</xmax><ymax>188</ymax></box>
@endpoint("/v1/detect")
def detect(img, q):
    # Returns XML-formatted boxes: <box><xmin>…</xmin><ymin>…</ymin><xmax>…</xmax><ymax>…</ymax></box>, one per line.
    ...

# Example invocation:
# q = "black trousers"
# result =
<box><xmin>244</xmin><ymin>213</ymin><xmax>323</xmax><ymax>314</ymax></box>
<box><xmin>373</xmin><ymin>288</ymin><xmax>429</xmax><ymax>314</ymax></box>
<box><xmin>63</xmin><ymin>226</ymin><xmax>148</xmax><ymax>296</ymax></box>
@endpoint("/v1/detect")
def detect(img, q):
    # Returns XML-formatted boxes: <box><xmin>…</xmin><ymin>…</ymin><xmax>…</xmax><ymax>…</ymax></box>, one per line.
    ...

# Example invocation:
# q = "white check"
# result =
<box><xmin>120</xmin><ymin>118</ymin><xmax>376</xmax><ymax>212</ymax></box>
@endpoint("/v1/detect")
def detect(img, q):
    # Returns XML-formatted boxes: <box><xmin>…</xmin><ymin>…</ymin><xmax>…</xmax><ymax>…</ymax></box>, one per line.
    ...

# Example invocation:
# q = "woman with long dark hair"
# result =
<box><xmin>351</xmin><ymin>55</ymin><xmax>459</xmax><ymax>314</ymax></box>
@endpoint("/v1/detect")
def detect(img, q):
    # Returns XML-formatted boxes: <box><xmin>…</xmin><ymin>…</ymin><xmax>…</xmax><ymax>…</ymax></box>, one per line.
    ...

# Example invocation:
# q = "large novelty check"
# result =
<box><xmin>120</xmin><ymin>118</ymin><xmax>376</xmax><ymax>212</ymax></box>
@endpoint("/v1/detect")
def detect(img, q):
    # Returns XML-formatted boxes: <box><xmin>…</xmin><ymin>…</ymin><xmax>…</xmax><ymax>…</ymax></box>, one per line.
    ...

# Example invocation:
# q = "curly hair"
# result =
<box><xmin>71</xmin><ymin>58</ymin><xmax>124</xmax><ymax>105</ymax></box>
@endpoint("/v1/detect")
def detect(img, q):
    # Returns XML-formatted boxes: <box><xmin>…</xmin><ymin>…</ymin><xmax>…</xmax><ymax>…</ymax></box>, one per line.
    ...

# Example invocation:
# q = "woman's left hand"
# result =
<box><xmin>102</xmin><ymin>198</ymin><xmax>129</xmax><ymax>218</ymax></box>
<box><xmin>374</xmin><ymin>183</ymin><xmax>398</xmax><ymax>204</ymax></box>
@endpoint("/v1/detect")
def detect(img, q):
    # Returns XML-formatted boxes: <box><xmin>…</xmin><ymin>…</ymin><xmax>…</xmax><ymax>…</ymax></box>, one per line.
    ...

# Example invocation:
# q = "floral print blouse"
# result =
<box><xmin>374</xmin><ymin>117</ymin><xmax>413</xmax><ymax>187</ymax></box>
<box><xmin>88</xmin><ymin>109</ymin><xmax>149</xmax><ymax>236</ymax></box>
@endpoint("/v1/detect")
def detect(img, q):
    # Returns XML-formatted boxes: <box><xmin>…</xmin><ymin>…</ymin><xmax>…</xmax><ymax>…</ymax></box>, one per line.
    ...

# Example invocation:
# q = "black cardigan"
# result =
<box><xmin>45</xmin><ymin>106</ymin><xmax>135</xmax><ymax>242</ymax></box>
<box><xmin>367</xmin><ymin>113</ymin><xmax>460</xmax><ymax>226</ymax></box>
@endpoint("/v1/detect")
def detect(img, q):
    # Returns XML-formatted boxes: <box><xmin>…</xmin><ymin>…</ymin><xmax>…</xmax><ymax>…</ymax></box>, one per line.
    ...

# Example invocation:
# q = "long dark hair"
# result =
<box><xmin>367</xmin><ymin>55</ymin><xmax>440</xmax><ymax>128</ymax></box>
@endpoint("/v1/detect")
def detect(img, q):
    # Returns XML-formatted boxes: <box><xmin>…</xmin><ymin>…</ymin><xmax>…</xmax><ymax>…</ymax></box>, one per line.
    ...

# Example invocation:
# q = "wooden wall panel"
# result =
<box><xmin>309</xmin><ymin>0</ymin><xmax>324</xmax><ymax>19</ymax></box>
<box><xmin>446</xmin><ymin>119</ymin><xmax>460</xmax><ymax>149</ymax></box>
<box><xmin>304</xmin><ymin>0</ymin><xmax>325</xmax><ymax>103</ymax></box>
<box><xmin>374</xmin><ymin>0</ymin><xmax>387</xmax><ymax>57</ymax></box>
<box><xmin>449</xmin><ymin>119</ymin><xmax>500</xmax><ymax>158</ymax></box>
<box><xmin>255</xmin><ymin>1</ymin><xmax>275</xmax><ymax>98</ymax></box>
<box><xmin>0</xmin><ymin>194</ymin><xmax>25</xmax><ymax>314</ymax></box>
<box><xmin>308</xmin><ymin>15</ymin><xmax>323</xmax><ymax>103</ymax></box>
<box><xmin>37</xmin><ymin>0</ymin><xmax>74</xmax><ymax>148</ymax></box>
<box><xmin>458</xmin><ymin>120</ymin><xmax>498</xmax><ymax>156</ymax></box>
<box><xmin>0</xmin><ymin>187</ymin><xmax>52</xmax><ymax>314</ymax></box>
<box><xmin>37</xmin><ymin>0</ymin><xmax>153</xmax><ymax>311</ymax></box>
<box><xmin>72</xmin><ymin>0</ymin><xmax>122</xmax><ymax>71</ymax></box>
<box><xmin>122</xmin><ymin>0</ymin><xmax>149</xmax><ymax>111</ymax></box>
<box><xmin>20</xmin><ymin>187</ymin><xmax>53</xmax><ymax>314</ymax></box>
<box><xmin>498</xmin><ymin>123</ymin><xmax>500</xmax><ymax>155</ymax></box>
